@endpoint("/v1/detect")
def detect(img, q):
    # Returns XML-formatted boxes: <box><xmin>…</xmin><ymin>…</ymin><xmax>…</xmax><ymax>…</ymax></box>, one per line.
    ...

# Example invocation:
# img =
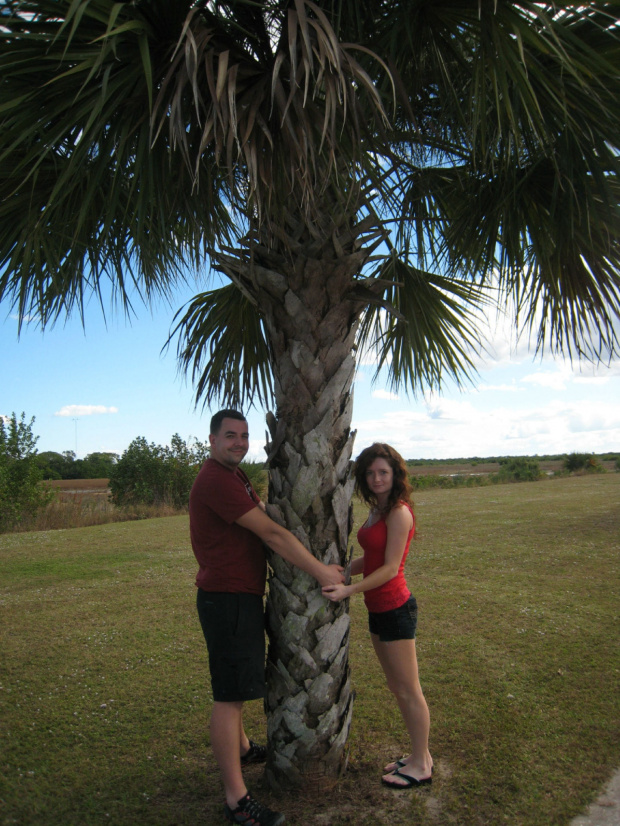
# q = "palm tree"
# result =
<box><xmin>1</xmin><ymin>0</ymin><xmax>619</xmax><ymax>791</ymax></box>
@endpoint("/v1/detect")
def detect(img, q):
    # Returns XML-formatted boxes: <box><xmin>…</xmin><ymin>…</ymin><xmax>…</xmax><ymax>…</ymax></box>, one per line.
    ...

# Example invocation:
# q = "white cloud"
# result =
<box><xmin>54</xmin><ymin>405</ymin><xmax>119</xmax><ymax>417</ymax></box>
<box><xmin>520</xmin><ymin>369</ymin><xmax>569</xmax><ymax>391</ymax></box>
<box><xmin>463</xmin><ymin>302</ymin><xmax>535</xmax><ymax>369</ymax></box>
<box><xmin>606</xmin><ymin>360</ymin><xmax>620</xmax><ymax>378</ymax></box>
<box><xmin>426</xmin><ymin>398</ymin><xmax>478</xmax><ymax>422</ymax></box>
<box><xmin>571</xmin><ymin>359</ymin><xmax>620</xmax><ymax>382</ymax></box>
<box><xmin>248</xmin><ymin>437</ymin><xmax>268</xmax><ymax>462</ymax></box>
<box><xmin>475</xmin><ymin>383</ymin><xmax>521</xmax><ymax>393</ymax></box>
<box><xmin>573</xmin><ymin>376</ymin><xmax>609</xmax><ymax>386</ymax></box>
<box><xmin>372</xmin><ymin>389</ymin><xmax>399</xmax><ymax>401</ymax></box>
<box><xmin>518</xmin><ymin>358</ymin><xmax>620</xmax><ymax>391</ymax></box>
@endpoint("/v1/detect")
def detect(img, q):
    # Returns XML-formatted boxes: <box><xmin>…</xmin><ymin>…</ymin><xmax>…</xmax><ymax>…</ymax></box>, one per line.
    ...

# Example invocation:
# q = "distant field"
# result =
<box><xmin>31</xmin><ymin>459</ymin><xmax>618</xmax><ymax>533</ymax></box>
<box><xmin>406</xmin><ymin>457</ymin><xmax>618</xmax><ymax>476</ymax></box>
<box><xmin>44</xmin><ymin>477</ymin><xmax>110</xmax><ymax>492</ymax></box>
<box><xmin>41</xmin><ymin>456</ymin><xmax>619</xmax><ymax>490</ymax></box>
<box><xmin>408</xmin><ymin>460</ymin><xmax>506</xmax><ymax>476</ymax></box>
<box><xmin>26</xmin><ymin>480</ymin><xmax>178</xmax><ymax>533</ymax></box>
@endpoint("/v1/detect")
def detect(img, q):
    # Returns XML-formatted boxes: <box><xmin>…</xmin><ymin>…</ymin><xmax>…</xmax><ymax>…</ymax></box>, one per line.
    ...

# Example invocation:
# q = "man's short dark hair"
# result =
<box><xmin>210</xmin><ymin>409</ymin><xmax>247</xmax><ymax>435</ymax></box>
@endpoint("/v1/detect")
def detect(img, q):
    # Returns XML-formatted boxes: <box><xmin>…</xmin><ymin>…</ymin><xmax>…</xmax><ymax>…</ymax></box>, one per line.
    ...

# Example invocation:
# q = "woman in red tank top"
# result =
<box><xmin>322</xmin><ymin>443</ymin><xmax>433</xmax><ymax>789</ymax></box>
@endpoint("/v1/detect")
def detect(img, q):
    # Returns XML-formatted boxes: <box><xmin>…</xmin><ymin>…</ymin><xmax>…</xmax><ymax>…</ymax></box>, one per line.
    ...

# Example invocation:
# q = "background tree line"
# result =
<box><xmin>0</xmin><ymin>412</ymin><xmax>265</xmax><ymax>532</ymax></box>
<box><xmin>2</xmin><ymin>410</ymin><xmax>616</xmax><ymax>534</ymax></box>
<box><xmin>36</xmin><ymin>449</ymin><xmax>119</xmax><ymax>480</ymax></box>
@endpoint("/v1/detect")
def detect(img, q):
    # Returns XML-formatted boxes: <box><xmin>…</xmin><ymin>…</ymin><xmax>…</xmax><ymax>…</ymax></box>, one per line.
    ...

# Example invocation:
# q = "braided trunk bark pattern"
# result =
<box><xmin>214</xmin><ymin>221</ymin><xmax>368</xmax><ymax>791</ymax></box>
<box><xmin>261</xmin><ymin>271</ymin><xmax>359</xmax><ymax>793</ymax></box>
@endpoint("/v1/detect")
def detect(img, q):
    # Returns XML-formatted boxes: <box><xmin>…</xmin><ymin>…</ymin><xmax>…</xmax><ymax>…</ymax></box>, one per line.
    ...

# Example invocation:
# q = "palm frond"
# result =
<box><xmin>0</xmin><ymin>0</ymin><xmax>234</xmax><ymax>326</ymax></box>
<box><xmin>357</xmin><ymin>254</ymin><xmax>490</xmax><ymax>395</ymax></box>
<box><xmin>2</xmin><ymin>0</ymin><xmax>620</xmax><ymax>391</ymax></box>
<box><xmin>168</xmin><ymin>283</ymin><xmax>274</xmax><ymax>411</ymax></box>
<box><xmin>366</xmin><ymin>2</ymin><xmax>620</xmax><ymax>360</ymax></box>
<box><xmin>153</xmin><ymin>0</ymin><xmax>389</xmax><ymax>228</ymax></box>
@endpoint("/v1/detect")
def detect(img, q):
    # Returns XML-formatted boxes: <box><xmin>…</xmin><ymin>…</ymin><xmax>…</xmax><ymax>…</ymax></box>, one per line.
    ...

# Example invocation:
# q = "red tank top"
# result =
<box><xmin>357</xmin><ymin>503</ymin><xmax>414</xmax><ymax>613</ymax></box>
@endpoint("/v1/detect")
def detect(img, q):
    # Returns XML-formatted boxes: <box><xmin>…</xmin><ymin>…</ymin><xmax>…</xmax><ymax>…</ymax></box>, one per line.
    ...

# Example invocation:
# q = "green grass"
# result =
<box><xmin>1</xmin><ymin>474</ymin><xmax>619</xmax><ymax>825</ymax></box>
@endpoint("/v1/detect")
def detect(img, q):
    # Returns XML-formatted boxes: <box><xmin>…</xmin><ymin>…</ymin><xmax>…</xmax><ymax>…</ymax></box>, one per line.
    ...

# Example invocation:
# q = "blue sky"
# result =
<box><xmin>2</xmin><ymin>279</ymin><xmax>619</xmax><ymax>463</ymax></box>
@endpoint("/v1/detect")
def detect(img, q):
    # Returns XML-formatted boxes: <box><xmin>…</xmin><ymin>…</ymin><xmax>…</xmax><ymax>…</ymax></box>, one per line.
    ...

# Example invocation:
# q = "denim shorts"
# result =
<box><xmin>196</xmin><ymin>590</ymin><xmax>266</xmax><ymax>702</ymax></box>
<box><xmin>368</xmin><ymin>595</ymin><xmax>418</xmax><ymax>642</ymax></box>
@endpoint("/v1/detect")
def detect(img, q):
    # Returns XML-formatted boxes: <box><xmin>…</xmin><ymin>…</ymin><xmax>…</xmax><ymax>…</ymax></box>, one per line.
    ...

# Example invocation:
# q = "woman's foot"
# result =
<box><xmin>384</xmin><ymin>756</ymin><xmax>408</xmax><ymax>773</ymax></box>
<box><xmin>384</xmin><ymin>752</ymin><xmax>433</xmax><ymax>775</ymax></box>
<box><xmin>381</xmin><ymin>768</ymin><xmax>432</xmax><ymax>789</ymax></box>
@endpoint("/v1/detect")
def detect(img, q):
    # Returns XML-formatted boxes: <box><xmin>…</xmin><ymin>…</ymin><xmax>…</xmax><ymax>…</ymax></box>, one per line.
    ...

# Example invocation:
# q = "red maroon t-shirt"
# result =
<box><xmin>357</xmin><ymin>503</ymin><xmax>414</xmax><ymax>613</ymax></box>
<box><xmin>189</xmin><ymin>458</ymin><xmax>266</xmax><ymax>595</ymax></box>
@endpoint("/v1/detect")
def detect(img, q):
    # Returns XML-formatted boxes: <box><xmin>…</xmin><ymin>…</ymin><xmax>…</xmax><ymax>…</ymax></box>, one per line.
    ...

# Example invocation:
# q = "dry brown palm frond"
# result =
<box><xmin>152</xmin><ymin>0</ymin><xmax>389</xmax><ymax>228</ymax></box>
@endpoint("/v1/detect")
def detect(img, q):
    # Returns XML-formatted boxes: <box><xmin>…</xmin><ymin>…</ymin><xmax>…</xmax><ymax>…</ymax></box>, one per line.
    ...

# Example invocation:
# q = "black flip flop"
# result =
<box><xmin>382</xmin><ymin>769</ymin><xmax>432</xmax><ymax>789</ymax></box>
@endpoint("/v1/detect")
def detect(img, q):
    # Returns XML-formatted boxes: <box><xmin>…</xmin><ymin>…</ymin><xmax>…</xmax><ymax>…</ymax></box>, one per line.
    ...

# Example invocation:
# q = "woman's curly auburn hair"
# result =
<box><xmin>353</xmin><ymin>443</ymin><xmax>414</xmax><ymax>514</ymax></box>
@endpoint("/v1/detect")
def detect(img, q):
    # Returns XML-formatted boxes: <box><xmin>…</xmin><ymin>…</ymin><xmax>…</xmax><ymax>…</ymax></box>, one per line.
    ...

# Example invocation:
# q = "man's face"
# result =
<box><xmin>209</xmin><ymin>417</ymin><xmax>249</xmax><ymax>469</ymax></box>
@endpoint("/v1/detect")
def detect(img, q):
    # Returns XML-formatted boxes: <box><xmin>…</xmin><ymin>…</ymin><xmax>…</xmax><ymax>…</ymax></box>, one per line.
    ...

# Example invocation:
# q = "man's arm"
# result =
<box><xmin>236</xmin><ymin>507</ymin><xmax>344</xmax><ymax>587</ymax></box>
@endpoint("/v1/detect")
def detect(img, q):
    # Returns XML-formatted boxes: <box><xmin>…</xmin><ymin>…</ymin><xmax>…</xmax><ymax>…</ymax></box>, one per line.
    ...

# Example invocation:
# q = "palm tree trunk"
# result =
<box><xmin>261</xmin><ymin>276</ymin><xmax>359</xmax><ymax>793</ymax></box>
<box><xmin>214</xmin><ymin>216</ymin><xmax>370</xmax><ymax>792</ymax></box>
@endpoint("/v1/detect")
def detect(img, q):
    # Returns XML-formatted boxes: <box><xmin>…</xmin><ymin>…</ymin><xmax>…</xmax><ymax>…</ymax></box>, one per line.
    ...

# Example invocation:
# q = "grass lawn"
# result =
<box><xmin>1</xmin><ymin>473</ymin><xmax>618</xmax><ymax>825</ymax></box>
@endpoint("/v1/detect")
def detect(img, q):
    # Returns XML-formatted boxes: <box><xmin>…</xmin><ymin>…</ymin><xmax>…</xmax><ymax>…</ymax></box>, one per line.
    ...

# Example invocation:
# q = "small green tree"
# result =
<box><xmin>0</xmin><ymin>413</ymin><xmax>53</xmax><ymax>532</ymax></box>
<box><xmin>108</xmin><ymin>437</ymin><xmax>168</xmax><ymax>507</ymax></box>
<box><xmin>109</xmin><ymin>435</ymin><xmax>209</xmax><ymax>509</ymax></box>
<box><xmin>165</xmin><ymin>434</ymin><xmax>209</xmax><ymax>508</ymax></box>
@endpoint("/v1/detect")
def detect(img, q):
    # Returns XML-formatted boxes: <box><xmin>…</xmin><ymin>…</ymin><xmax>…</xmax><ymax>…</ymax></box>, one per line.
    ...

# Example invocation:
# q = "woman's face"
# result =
<box><xmin>365</xmin><ymin>457</ymin><xmax>394</xmax><ymax>498</ymax></box>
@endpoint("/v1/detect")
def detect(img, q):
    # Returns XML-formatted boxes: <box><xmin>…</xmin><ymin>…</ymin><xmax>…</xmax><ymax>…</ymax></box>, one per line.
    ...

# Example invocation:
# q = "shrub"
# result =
<box><xmin>564</xmin><ymin>453</ymin><xmax>603</xmax><ymax>473</ymax></box>
<box><xmin>494</xmin><ymin>457</ymin><xmax>543</xmax><ymax>483</ymax></box>
<box><xmin>409</xmin><ymin>473</ymin><xmax>491</xmax><ymax>491</ymax></box>
<box><xmin>0</xmin><ymin>413</ymin><xmax>53</xmax><ymax>532</ymax></box>
<box><xmin>109</xmin><ymin>434</ymin><xmax>209</xmax><ymax>509</ymax></box>
<box><xmin>240</xmin><ymin>461</ymin><xmax>268</xmax><ymax>500</ymax></box>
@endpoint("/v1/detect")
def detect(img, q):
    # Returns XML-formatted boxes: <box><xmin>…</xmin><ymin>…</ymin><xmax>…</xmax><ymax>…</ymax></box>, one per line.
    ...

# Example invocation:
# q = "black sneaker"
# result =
<box><xmin>224</xmin><ymin>793</ymin><xmax>285</xmax><ymax>826</ymax></box>
<box><xmin>240</xmin><ymin>740</ymin><xmax>267</xmax><ymax>767</ymax></box>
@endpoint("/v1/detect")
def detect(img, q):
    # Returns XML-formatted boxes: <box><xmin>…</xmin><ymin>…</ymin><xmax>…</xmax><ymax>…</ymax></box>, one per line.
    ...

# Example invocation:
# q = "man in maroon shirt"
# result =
<box><xmin>189</xmin><ymin>409</ymin><xmax>344</xmax><ymax>826</ymax></box>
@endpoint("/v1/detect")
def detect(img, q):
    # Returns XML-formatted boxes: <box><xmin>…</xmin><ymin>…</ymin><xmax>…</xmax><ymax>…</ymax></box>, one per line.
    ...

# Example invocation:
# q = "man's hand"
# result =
<box><xmin>316</xmin><ymin>564</ymin><xmax>345</xmax><ymax>588</ymax></box>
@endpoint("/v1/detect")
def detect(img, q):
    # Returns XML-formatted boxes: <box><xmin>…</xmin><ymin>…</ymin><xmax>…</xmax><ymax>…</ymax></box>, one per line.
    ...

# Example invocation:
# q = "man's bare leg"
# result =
<box><xmin>210</xmin><ymin>700</ymin><xmax>247</xmax><ymax>808</ymax></box>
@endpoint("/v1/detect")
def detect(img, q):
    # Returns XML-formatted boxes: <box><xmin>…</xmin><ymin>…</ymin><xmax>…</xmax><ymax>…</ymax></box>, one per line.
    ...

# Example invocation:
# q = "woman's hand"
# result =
<box><xmin>322</xmin><ymin>582</ymin><xmax>352</xmax><ymax>602</ymax></box>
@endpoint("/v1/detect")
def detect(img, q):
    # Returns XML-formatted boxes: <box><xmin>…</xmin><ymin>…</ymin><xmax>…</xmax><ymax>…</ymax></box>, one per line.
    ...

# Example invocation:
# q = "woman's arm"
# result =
<box><xmin>322</xmin><ymin>505</ymin><xmax>412</xmax><ymax>601</ymax></box>
<box><xmin>350</xmin><ymin>556</ymin><xmax>364</xmax><ymax>577</ymax></box>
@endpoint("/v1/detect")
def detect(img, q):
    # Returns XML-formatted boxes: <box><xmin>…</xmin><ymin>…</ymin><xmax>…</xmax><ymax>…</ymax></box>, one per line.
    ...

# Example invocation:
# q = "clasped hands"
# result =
<box><xmin>317</xmin><ymin>564</ymin><xmax>353</xmax><ymax>602</ymax></box>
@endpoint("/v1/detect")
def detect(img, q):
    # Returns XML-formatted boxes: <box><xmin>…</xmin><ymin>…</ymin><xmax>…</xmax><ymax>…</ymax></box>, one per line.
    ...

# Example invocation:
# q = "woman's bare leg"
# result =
<box><xmin>371</xmin><ymin>634</ymin><xmax>432</xmax><ymax>785</ymax></box>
